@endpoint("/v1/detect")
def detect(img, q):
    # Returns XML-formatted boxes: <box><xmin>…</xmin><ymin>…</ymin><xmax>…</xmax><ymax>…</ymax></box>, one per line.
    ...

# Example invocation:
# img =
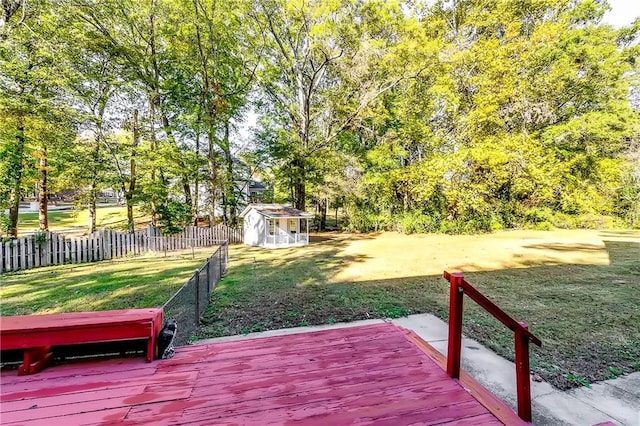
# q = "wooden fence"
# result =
<box><xmin>0</xmin><ymin>224</ymin><xmax>243</xmax><ymax>274</ymax></box>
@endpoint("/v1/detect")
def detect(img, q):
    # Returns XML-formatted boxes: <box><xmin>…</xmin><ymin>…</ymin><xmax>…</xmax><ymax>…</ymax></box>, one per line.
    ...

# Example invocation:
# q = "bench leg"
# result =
<box><xmin>149</xmin><ymin>310</ymin><xmax>164</xmax><ymax>361</ymax></box>
<box><xmin>18</xmin><ymin>347</ymin><xmax>53</xmax><ymax>376</ymax></box>
<box><xmin>147</xmin><ymin>336</ymin><xmax>154</xmax><ymax>362</ymax></box>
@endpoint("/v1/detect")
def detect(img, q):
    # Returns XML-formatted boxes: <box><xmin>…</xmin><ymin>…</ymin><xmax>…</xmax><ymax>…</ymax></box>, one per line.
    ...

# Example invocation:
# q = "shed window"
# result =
<box><xmin>288</xmin><ymin>219</ymin><xmax>297</xmax><ymax>233</ymax></box>
<box><xmin>268</xmin><ymin>219</ymin><xmax>275</xmax><ymax>235</ymax></box>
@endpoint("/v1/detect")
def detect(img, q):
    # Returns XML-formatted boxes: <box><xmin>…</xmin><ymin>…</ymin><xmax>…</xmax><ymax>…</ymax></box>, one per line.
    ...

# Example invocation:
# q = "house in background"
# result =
<box><xmin>194</xmin><ymin>178</ymin><xmax>271</xmax><ymax>220</ymax></box>
<box><xmin>247</xmin><ymin>181</ymin><xmax>269</xmax><ymax>203</ymax></box>
<box><xmin>239</xmin><ymin>204</ymin><xmax>313</xmax><ymax>248</ymax></box>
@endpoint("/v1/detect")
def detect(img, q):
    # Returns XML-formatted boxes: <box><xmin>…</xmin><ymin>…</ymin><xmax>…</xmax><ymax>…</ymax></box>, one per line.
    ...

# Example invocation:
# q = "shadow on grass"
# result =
<box><xmin>598</xmin><ymin>230</ymin><xmax>640</xmax><ymax>238</ymax></box>
<box><xmin>200</xmin><ymin>238</ymin><xmax>639</xmax><ymax>390</ymax></box>
<box><xmin>455</xmin><ymin>241</ymin><xmax>639</xmax><ymax>389</ymax></box>
<box><xmin>522</xmin><ymin>242</ymin><xmax>603</xmax><ymax>252</ymax></box>
<box><xmin>0</xmin><ymin>256</ymin><xmax>208</xmax><ymax>315</ymax></box>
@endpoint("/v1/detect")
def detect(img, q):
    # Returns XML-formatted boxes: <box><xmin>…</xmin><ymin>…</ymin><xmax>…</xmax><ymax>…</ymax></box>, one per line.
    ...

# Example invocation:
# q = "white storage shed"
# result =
<box><xmin>239</xmin><ymin>204</ymin><xmax>314</xmax><ymax>248</ymax></box>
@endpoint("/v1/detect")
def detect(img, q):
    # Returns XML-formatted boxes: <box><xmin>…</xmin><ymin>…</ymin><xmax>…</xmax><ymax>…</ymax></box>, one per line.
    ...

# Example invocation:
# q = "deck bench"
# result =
<box><xmin>0</xmin><ymin>308</ymin><xmax>164</xmax><ymax>375</ymax></box>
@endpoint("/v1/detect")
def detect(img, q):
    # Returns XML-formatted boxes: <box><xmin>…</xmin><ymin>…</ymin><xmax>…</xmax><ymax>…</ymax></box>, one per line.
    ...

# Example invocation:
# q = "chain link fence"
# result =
<box><xmin>162</xmin><ymin>241</ymin><xmax>229</xmax><ymax>346</ymax></box>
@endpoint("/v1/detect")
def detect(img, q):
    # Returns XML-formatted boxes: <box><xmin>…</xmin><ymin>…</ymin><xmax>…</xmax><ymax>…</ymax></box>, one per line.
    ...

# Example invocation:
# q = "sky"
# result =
<box><xmin>602</xmin><ymin>0</ymin><xmax>640</xmax><ymax>27</ymax></box>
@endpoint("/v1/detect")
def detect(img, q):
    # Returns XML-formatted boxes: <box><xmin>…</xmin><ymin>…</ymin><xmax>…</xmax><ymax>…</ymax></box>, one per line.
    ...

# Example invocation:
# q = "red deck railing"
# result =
<box><xmin>443</xmin><ymin>271</ymin><xmax>542</xmax><ymax>423</ymax></box>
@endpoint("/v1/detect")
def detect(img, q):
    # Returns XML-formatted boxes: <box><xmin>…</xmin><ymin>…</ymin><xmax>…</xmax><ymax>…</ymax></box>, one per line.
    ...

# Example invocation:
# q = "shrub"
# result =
<box><xmin>438</xmin><ymin>216</ymin><xmax>493</xmax><ymax>234</ymax></box>
<box><xmin>533</xmin><ymin>222</ymin><xmax>554</xmax><ymax>231</ymax></box>
<box><xmin>396</xmin><ymin>212</ymin><xmax>438</xmax><ymax>234</ymax></box>
<box><xmin>614</xmin><ymin>182</ymin><xmax>640</xmax><ymax>228</ymax></box>
<box><xmin>345</xmin><ymin>209</ymin><xmax>391</xmax><ymax>232</ymax></box>
<box><xmin>0</xmin><ymin>212</ymin><xmax>9</xmax><ymax>236</ymax></box>
<box><xmin>550</xmin><ymin>212</ymin><xmax>578</xmax><ymax>229</ymax></box>
<box><xmin>156</xmin><ymin>200</ymin><xmax>192</xmax><ymax>235</ymax></box>
<box><xmin>577</xmin><ymin>214</ymin><xmax>616</xmax><ymax>229</ymax></box>
<box><xmin>33</xmin><ymin>231</ymin><xmax>48</xmax><ymax>246</ymax></box>
<box><xmin>523</xmin><ymin>207</ymin><xmax>554</xmax><ymax>225</ymax></box>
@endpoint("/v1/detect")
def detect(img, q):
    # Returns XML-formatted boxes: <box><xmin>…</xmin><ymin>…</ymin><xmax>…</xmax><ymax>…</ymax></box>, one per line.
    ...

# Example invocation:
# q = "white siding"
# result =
<box><xmin>243</xmin><ymin>209</ymin><xmax>266</xmax><ymax>246</ymax></box>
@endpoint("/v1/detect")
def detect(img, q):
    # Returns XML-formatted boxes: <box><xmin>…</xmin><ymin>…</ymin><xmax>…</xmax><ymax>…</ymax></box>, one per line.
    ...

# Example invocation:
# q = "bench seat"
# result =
<box><xmin>0</xmin><ymin>308</ymin><xmax>164</xmax><ymax>375</ymax></box>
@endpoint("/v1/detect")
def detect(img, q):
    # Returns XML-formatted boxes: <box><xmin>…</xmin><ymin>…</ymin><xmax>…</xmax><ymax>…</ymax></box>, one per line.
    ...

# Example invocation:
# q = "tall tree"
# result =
<box><xmin>0</xmin><ymin>0</ymin><xmax>75</xmax><ymax>237</ymax></box>
<box><xmin>177</xmin><ymin>0</ymin><xmax>256</xmax><ymax>225</ymax></box>
<box><xmin>350</xmin><ymin>0</ymin><xmax>639</xmax><ymax>231</ymax></box>
<box><xmin>253</xmin><ymin>0</ymin><xmax>428</xmax><ymax>210</ymax></box>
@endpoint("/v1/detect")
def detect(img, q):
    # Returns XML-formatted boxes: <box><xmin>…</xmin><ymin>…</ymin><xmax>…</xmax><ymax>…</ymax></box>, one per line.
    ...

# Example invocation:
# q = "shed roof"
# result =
<box><xmin>239</xmin><ymin>204</ymin><xmax>314</xmax><ymax>219</ymax></box>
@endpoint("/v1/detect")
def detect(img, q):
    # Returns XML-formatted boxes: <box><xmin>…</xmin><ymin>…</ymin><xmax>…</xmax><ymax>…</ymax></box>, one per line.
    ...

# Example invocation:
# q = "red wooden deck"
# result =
<box><xmin>1</xmin><ymin>323</ymin><xmax>516</xmax><ymax>425</ymax></box>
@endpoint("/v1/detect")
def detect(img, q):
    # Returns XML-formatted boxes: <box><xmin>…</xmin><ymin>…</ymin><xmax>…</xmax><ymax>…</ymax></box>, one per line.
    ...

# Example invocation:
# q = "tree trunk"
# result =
<box><xmin>126</xmin><ymin>109</ymin><xmax>140</xmax><ymax>233</ymax></box>
<box><xmin>208</xmin><ymin>127</ymin><xmax>218</xmax><ymax>227</ymax></box>
<box><xmin>148</xmin><ymin>1</ymin><xmax>163</xmax><ymax>228</ymax></box>
<box><xmin>222</xmin><ymin>119</ymin><xmax>237</xmax><ymax>226</ymax></box>
<box><xmin>183</xmin><ymin>180</ymin><xmax>193</xmax><ymax>214</ymax></box>
<box><xmin>38</xmin><ymin>145</ymin><xmax>48</xmax><ymax>231</ymax></box>
<box><xmin>193</xmin><ymin>0</ymin><xmax>221</xmax><ymax>227</ymax></box>
<box><xmin>7</xmin><ymin>116</ymin><xmax>25</xmax><ymax>239</ymax></box>
<box><xmin>193</xmin><ymin>178</ymin><xmax>199</xmax><ymax>226</ymax></box>
<box><xmin>194</xmin><ymin>130</ymin><xmax>200</xmax><ymax>225</ymax></box>
<box><xmin>8</xmin><ymin>186</ymin><xmax>20</xmax><ymax>239</ymax></box>
<box><xmin>88</xmin><ymin>140</ymin><xmax>101</xmax><ymax>233</ymax></box>
<box><xmin>319</xmin><ymin>197</ymin><xmax>327</xmax><ymax>231</ymax></box>
<box><xmin>292</xmin><ymin>156</ymin><xmax>306</xmax><ymax>210</ymax></box>
<box><xmin>159</xmin><ymin>102</ymin><xmax>194</xmax><ymax>224</ymax></box>
<box><xmin>126</xmin><ymin>200</ymin><xmax>134</xmax><ymax>231</ymax></box>
<box><xmin>221</xmin><ymin>192</ymin><xmax>228</xmax><ymax>224</ymax></box>
<box><xmin>88</xmin><ymin>184</ymin><xmax>97</xmax><ymax>233</ymax></box>
<box><xmin>148</xmin><ymin>96</ymin><xmax>158</xmax><ymax>227</ymax></box>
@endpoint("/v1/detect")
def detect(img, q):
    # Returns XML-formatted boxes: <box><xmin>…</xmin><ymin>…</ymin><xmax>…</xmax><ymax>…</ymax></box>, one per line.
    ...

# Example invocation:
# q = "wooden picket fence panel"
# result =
<box><xmin>0</xmin><ymin>224</ymin><xmax>243</xmax><ymax>274</ymax></box>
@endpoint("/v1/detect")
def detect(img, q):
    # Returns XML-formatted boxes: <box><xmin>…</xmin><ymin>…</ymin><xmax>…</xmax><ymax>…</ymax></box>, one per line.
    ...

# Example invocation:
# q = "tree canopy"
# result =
<box><xmin>1</xmin><ymin>0</ymin><xmax>638</xmax><ymax>238</ymax></box>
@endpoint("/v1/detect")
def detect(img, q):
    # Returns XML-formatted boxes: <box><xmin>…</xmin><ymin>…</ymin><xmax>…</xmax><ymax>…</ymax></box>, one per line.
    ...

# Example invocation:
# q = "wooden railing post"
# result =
<box><xmin>447</xmin><ymin>273</ymin><xmax>464</xmax><ymax>379</ymax></box>
<box><xmin>515</xmin><ymin>321</ymin><xmax>533</xmax><ymax>422</ymax></box>
<box><xmin>443</xmin><ymin>271</ymin><xmax>541</xmax><ymax>422</ymax></box>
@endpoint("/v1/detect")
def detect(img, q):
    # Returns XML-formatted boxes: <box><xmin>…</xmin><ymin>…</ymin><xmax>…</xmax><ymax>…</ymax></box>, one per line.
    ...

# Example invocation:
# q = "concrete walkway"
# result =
<box><xmin>197</xmin><ymin>314</ymin><xmax>639</xmax><ymax>426</ymax></box>
<box><xmin>393</xmin><ymin>315</ymin><xmax>639</xmax><ymax>426</ymax></box>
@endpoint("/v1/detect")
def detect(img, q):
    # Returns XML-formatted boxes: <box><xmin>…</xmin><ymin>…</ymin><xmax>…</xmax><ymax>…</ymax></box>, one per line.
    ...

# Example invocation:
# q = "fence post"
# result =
<box><xmin>5</xmin><ymin>240</ymin><xmax>12</xmax><ymax>272</ymax></box>
<box><xmin>219</xmin><ymin>244</ymin><xmax>223</xmax><ymax>275</ymax></box>
<box><xmin>34</xmin><ymin>237</ymin><xmax>41</xmax><ymax>268</ymax></box>
<box><xmin>515</xmin><ymin>322</ymin><xmax>533</xmax><ymax>422</ymax></box>
<box><xmin>103</xmin><ymin>230</ymin><xmax>108</xmax><ymax>260</ymax></box>
<box><xmin>19</xmin><ymin>237</ymin><xmax>26</xmax><ymax>270</ymax></box>
<box><xmin>50</xmin><ymin>234</ymin><xmax>56</xmax><ymax>266</ymax></box>
<box><xmin>446</xmin><ymin>273</ymin><xmax>464</xmax><ymax>379</ymax></box>
<box><xmin>203</xmin><ymin>256</ymin><xmax>210</xmax><ymax>295</ymax></box>
<box><xmin>194</xmin><ymin>269</ymin><xmax>200</xmax><ymax>323</ymax></box>
<box><xmin>148</xmin><ymin>226</ymin><xmax>154</xmax><ymax>252</ymax></box>
<box><xmin>45</xmin><ymin>234</ymin><xmax>50</xmax><ymax>266</ymax></box>
<box><xmin>14</xmin><ymin>236</ymin><xmax>20</xmax><ymax>270</ymax></box>
<box><xmin>207</xmin><ymin>255</ymin><xmax>213</xmax><ymax>294</ymax></box>
<box><xmin>225</xmin><ymin>241</ymin><xmax>229</xmax><ymax>271</ymax></box>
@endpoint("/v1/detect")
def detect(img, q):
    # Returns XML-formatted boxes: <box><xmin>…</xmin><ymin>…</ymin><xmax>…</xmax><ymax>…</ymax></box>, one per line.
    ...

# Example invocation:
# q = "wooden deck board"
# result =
<box><xmin>1</xmin><ymin>322</ymin><xmax>510</xmax><ymax>425</ymax></box>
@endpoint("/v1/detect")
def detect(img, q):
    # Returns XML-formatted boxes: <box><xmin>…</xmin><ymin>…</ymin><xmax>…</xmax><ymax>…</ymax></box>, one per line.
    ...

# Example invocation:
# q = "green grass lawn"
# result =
<box><xmin>17</xmin><ymin>206</ymin><xmax>148</xmax><ymax>236</ymax></box>
<box><xmin>0</xmin><ymin>248</ymin><xmax>214</xmax><ymax>315</ymax></box>
<box><xmin>199</xmin><ymin>229</ymin><xmax>640</xmax><ymax>389</ymax></box>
